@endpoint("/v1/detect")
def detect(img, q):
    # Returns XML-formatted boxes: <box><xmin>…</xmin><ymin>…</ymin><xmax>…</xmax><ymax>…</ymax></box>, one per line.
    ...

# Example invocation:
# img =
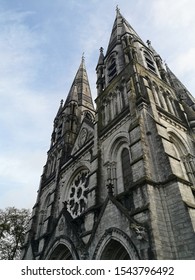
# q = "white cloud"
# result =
<box><xmin>0</xmin><ymin>0</ymin><xmax>195</xmax><ymax>210</ymax></box>
<box><xmin>151</xmin><ymin>0</ymin><xmax>195</xmax><ymax>29</ymax></box>
<box><xmin>0</xmin><ymin>150</ymin><xmax>46</xmax><ymax>209</ymax></box>
<box><xmin>173</xmin><ymin>48</ymin><xmax>195</xmax><ymax>74</ymax></box>
<box><xmin>0</xmin><ymin>9</ymin><xmax>53</xmax><ymax>209</ymax></box>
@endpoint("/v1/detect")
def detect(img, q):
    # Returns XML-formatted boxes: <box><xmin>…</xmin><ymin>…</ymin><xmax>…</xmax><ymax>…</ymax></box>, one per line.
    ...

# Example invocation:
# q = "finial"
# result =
<box><xmin>100</xmin><ymin>47</ymin><xmax>104</xmax><ymax>53</ymax></box>
<box><xmin>106</xmin><ymin>176</ymin><xmax>114</xmax><ymax>196</ymax></box>
<box><xmin>147</xmin><ymin>40</ymin><xmax>151</xmax><ymax>47</ymax></box>
<box><xmin>107</xmin><ymin>181</ymin><xmax>114</xmax><ymax>196</ymax></box>
<box><xmin>60</xmin><ymin>99</ymin><xmax>63</xmax><ymax>106</ymax></box>
<box><xmin>116</xmin><ymin>5</ymin><xmax>120</xmax><ymax>14</ymax></box>
<box><xmin>82</xmin><ymin>52</ymin><xmax>85</xmax><ymax>62</ymax></box>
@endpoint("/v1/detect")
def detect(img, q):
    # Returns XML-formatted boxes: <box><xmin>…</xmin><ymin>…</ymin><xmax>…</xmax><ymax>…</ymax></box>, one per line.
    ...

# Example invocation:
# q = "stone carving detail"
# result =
<box><xmin>78</xmin><ymin>128</ymin><xmax>88</xmax><ymax>147</ymax></box>
<box><xmin>130</xmin><ymin>224</ymin><xmax>148</xmax><ymax>241</ymax></box>
<box><xmin>67</xmin><ymin>170</ymin><xmax>89</xmax><ymax>218</ymax></box>
<box><xmin>58</xmin><ymin>218</ymin><xmax>64</xmax><ymax>232</ymax></box>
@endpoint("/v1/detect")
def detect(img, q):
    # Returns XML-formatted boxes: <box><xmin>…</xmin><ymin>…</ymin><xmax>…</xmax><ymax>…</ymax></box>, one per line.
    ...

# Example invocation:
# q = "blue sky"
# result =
<box><xmin>0</xmin><ymin>0</ymin><xmax>195</xmax><ymax>210</ymax></box>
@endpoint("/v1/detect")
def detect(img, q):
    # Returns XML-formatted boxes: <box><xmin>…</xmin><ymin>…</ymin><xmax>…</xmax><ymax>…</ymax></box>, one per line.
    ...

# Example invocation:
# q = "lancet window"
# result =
<box><xmin>169</xmin><ymin>133</ymin><xmax>195</xmax><ymax>186</ymax></box>
<box><xmin>151</xmin><ymin>82</ymin><xmax>179</xmax><ymax>118</ymax></box>
<box><xmin>38</xmin><ymin>194</ymin><xmax>51</xmax><ymax>236</ymax></box>
<box><xmin>121</xmin><ymin>148</ymin><xmax>133</xmax><ymax>190</ymax></box>
<box><xmin>101</xmin><ymin>84</ymin><xmax>128</xmax><ymax>127</ymax></box>
<box><xmin>144</xmin><ymin>51</ymin><xmax>156</xmax><ymax>73</ymax></box>
<box><xmin>108</xmin><ymin>57</ymin><xmax>117</xmax><ymax>81</ymax></box>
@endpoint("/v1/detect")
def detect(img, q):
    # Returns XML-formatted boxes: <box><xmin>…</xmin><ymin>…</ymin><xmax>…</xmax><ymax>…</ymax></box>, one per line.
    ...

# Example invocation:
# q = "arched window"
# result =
<box><xmin>121</xmin><ymin>148</ymin><xmax>133</xmax><ymax>190</ymax></box>
<box><xmin>101</xmin><ymin>105</ymin><xmax>106</xmax><ymax>126</ymax></box>
<box><xmin>144</xmin><ymin>51</ymin><xmax>156</xmax><ymax>73</ymax></box>
<box><xmin>152</xmin><ymin>82</ymin><xmax>160</xmax><ymax>106</ymax></box>
<box><xmin>108</xmin><ymin>57</ymin><xmax>117</xmax><ymax>81</ymax></box>
<box><xmin>56</xmin><ymin>123</ymin><xmax>63</xmax><ymax>139</ymax></box>
<box><xmin>38</xmin><ymin>194</ymin><xmax>51</xmax><ymax>236</ymax></box>
<box><xmin>159</xmin><ymin>87</ymin><xmax>168</xmax><ymax>110</ymax></box>
<box><xmin>85</xmin><ymin>111</ymin><xmax>93</xmax><ymax>122</ymax></box>
<box><xmin>169</xmin><ymin>132</ymin><xmax>195</xmax><ymax>184</ymax></box>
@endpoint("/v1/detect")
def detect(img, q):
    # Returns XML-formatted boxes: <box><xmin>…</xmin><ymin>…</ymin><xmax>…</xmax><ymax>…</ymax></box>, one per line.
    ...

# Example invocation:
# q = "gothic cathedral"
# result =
<box><xmin>22</xmin><ymin>8</ymin><xmax>195</xmax><ymax>260</ymax></box>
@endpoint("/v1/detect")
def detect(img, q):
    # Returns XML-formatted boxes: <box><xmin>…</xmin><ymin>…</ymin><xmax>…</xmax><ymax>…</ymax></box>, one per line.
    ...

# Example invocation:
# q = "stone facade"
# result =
<box><xmin>22</xmin><ymin>8</ymin><xmax>195</xmax><ymax>260</ymax></box>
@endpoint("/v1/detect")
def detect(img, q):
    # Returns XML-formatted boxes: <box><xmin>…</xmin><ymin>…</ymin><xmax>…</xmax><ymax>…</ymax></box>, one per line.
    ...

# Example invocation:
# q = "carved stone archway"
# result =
<box><xmin>45</xmin><ymin>238</ymin><xmax>78</xmax><ymax>260</ymax></box>
<box><xmin>49</xmin><ymin>244</ymin><xmax>73</xmax><ymax>260</ymax></box>
<box><xmin>93</xmin><ymin>228</ymin><xmax>140</xmax><ymax>260</ymax></box>
<box><xmin>100</xmin><ymin>239</ymin><xmax>130</xmax><ymax>260</ymax></box>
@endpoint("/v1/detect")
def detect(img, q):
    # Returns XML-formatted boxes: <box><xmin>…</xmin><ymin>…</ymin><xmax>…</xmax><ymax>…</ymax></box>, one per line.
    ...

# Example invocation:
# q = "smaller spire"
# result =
<box><xmin>55</xmin><ymin>99</ymin><xmax>64</xmax><ymax>118</ymax></box>
<box><xmin>98</xmin><ymin>47</ymin><xmax>104</xmax><ymax>65</ymax></box>
<box><xmin>100</xmin><ymin>47</ymin><xmax>104</xmax><ymax>53</ymax></box>
<box><xmin>82</xmin><ymin>52</ymin><xmax>85</xmax><ymax>63</ymax></box>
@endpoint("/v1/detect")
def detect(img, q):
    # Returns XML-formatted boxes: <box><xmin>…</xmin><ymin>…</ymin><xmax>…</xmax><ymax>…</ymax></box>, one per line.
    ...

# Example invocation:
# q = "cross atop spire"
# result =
<box><xmin>116</xmin><ymin>5</ymin><xmax>120</xmax><ymax>14</ymax></box>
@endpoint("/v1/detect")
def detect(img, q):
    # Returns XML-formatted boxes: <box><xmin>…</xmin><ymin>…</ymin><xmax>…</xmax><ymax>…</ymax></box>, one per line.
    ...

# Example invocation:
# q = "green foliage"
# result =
<box><xmin>0</xmin><ymin>207</ymin><xmax>31</xmax><ymax>260</ymax></box>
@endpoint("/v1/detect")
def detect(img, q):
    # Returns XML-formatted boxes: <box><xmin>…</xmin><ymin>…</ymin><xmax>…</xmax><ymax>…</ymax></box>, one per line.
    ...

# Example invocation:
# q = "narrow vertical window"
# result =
<box><xmin>108</xmin><ymin>58</ymin><xmax>117</xmax><ymax>81</ymax></box>
<box><xmin>121</xmin><ymin>148</ymin><xmax>132</xmax><ymax>190</ymax></box>
<box><xmin>144</xmin><ymin>51</ymin><xmax>156</xmax><ymax>73</ymax></box>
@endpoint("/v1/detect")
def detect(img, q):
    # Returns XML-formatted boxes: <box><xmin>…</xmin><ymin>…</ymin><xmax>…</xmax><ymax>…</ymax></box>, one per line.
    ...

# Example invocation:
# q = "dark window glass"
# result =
<box><xmin>121</xmin><ymin>148</ymin><xmax>132</xmax><ymax>190</ymax></box>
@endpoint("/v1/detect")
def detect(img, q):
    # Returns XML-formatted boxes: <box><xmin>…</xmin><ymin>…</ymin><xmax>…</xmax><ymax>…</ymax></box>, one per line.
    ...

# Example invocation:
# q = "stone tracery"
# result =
<box><xmin>67</xmin><ymin>170</ymin><xmax>89</xmax><ymax>218</ymax></box>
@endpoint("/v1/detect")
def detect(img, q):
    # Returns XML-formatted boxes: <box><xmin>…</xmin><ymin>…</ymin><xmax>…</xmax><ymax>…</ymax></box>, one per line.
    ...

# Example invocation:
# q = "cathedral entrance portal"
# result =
<box><xmin>49</xmin><ymin>244</ymin><xmax>73</xmax><ymax>260</ymax></box>
<box><xmin>100</xmin><ymin>239</ymin><xmax>131</xmax><ymax>260</ymax></box>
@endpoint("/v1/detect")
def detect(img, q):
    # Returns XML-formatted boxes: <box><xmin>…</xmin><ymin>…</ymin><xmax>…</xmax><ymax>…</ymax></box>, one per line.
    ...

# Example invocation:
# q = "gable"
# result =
<box><xmin>88</xmin><ymin>197</ymin><xmax>144</xmax><ymax>259</ymax></box>
<box><xmin>88</xmin><ymin>195</ymin><xmax>148</xmax><ymax>253</ymax></box>
<box><xmin>71</xmin><ymin>118</ymin><xmax>94</xmax><ymax>155</ymax></box>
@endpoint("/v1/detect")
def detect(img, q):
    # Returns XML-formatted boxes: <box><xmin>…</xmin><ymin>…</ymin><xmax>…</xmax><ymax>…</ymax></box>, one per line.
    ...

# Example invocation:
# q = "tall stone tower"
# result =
<box><xmin>22</xmin><ymin>8</ymin><xmax>195</xmax><ymax>260</ymax></box>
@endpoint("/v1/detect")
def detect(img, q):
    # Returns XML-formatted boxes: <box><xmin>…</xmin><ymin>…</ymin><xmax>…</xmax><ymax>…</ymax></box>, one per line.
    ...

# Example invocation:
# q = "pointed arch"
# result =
<box><xmin>93</xmin><ymin>227</ymin><xmax>140</xmax><ymax>260</ymax></box>
<box><xmin>46</xmin><ymin>238</ymin><xmax>78</xmax><ymax>260</ymax></box>
<box><xmin>100</xmin><ymin>239</ymin><xmax>130</xmax><ymax>260</ymax></box>
<box><xmin>38</xmin><ymin>193</ymin><xmax>52</xmax><ymax>237</ymax></box>
<box><xmin>168</xmin><ymin>130</ymin><xmax>195</xmax><ymax>183</ymax></box>
<box><xmin>107</xmin><ymin>53</ymin><xmax>117</xmax><ymax>82</ymax></box>
<box><xmin>105</xmin><ymin>134</ymin><xmax>133</xmax><ymax>194</ymax></box>
<box><xmin>49</xmin><ymin>244</ymin><xmax>73</xmax><ymax>260</ymax></box>
<box><xmin>168</xmin><ymin>130</ymin><xmax>189</xmax><ymax>156</ymax></box>
<box><xmin>143</xmin><ymin>51</ymin><xmax>156</xmax><ymax>73</ymax></box>
<box><xmin>152</xmin><ymin>82</ymin><xmax>161</xmax><ymax>106</ymax></box>
<box><xmin>121</xmin><ymin>147</ymin><xmax>133</xmax><ymax>190</ymax></box>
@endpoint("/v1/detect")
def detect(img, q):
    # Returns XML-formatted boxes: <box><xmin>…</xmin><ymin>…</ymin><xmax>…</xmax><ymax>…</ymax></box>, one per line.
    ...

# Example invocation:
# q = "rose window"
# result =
<box><xmin>67</xmin><ymin>170</ymin><xmax>89</xmax><ymax>218</ymax></box>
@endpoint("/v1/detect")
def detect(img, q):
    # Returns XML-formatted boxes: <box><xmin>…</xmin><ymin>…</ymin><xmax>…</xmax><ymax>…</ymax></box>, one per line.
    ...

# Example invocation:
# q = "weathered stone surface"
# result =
<box><xmin>22</xmin><ymin>9</ymin><xmax>195</xmax><ymax>260</ymax></box>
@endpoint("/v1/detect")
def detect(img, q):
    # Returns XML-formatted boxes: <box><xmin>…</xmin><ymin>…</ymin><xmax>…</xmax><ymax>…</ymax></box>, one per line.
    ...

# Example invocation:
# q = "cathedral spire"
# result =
<box><xmin>65</xmin><ymin>55</ymin><xmax>94</xmax><ymax>111</ymax></box>
<box><xmin>96</xmin><ymin>47</ymin><xmax>104</xmax><ymax>67</ymax></box>
<box><xmin>55</xmin><ymin>99</ymin><xmax>64</xmax><ymax>118</ymax></box>
<box><xmin>166</xmin><ymin>64</ymin><xmax>195</xmax><ymax>108</ymax></box>
<box><xmin>106</xmin><ymin>8</ymin><xmax>143</xmax><ymax>55</ymax></box>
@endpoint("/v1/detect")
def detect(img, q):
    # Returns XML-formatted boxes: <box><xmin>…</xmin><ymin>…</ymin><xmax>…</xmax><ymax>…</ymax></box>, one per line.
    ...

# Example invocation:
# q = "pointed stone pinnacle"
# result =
<box><xmin>82</xmin><ymin>52</ymin><xmax>85</xmax><ymax>62</ymax></box>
